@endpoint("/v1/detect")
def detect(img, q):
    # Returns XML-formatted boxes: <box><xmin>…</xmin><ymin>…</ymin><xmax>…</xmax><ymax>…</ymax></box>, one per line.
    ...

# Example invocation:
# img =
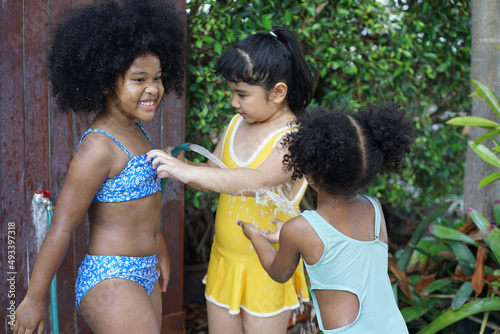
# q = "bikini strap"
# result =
<box><xmin>363</xmin><ymin>195</ymin><xmax>381</xmax><ymax>239</ymax></box>
<box><xmin>79</xmin><ymin>129</ymin><xmax>133</xmax><ymax>159</ymax></box>
<box><xmin>135</xmin><ymin>123</ymin><xmax>155</xmax><ymax>149</ymax></box>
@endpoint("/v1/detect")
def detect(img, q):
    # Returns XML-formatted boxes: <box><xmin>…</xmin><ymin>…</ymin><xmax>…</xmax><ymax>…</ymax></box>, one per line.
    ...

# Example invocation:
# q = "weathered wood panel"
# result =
<box><xmin>1</xmin><ymin>1</ymin><xmax>186</xmax><ymax>333</ymax></box>
<box><xmin>1</xmin><ymin>0</ymin><xmax>28</xmax><ymax>332</ymax></box>
<box><xmin>159</xmin><ymin>1</ymin><xmax>186</xmax><ymax>331</ymax></box>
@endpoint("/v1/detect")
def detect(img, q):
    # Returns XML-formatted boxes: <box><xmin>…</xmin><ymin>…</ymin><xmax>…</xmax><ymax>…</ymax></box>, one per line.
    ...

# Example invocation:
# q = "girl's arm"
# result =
<box><xmin>155</xmin><ymin>130</ymin><xmax>227</xmax><ymax>192</ymax></box>
<box><xmin>148</xmin><ymin>141</ymin><xmax>291</xmax><ymax>196</ymax></box>
<box><xmin>13</xmin><ymin>138</ymin><xmax>111</xmax><ymax>334</ymax></box>
<box><xmin>238</xmin><ymin>216</ymin><xmax>303</xmax><ymax>283</ymax></box>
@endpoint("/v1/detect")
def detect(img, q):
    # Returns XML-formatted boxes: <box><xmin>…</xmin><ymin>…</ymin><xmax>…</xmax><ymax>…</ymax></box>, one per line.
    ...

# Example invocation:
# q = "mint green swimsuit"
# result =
<box><xmin>301</xmin><ymin>195</ymin><xmax>408</xmax><ymax>333</ymax></box>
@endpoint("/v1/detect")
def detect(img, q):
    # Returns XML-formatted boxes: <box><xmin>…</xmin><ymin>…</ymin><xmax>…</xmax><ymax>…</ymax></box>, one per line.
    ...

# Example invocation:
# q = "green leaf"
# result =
<box><xmin>469</xmin><ymin>142</ymin><xmax>500</xmax><ymax>168</ymax></box>
<box><xmin>262</xmin><ymin>16</ymin><xmax>272</xmax><ymax>31</ymax></box>
<box><xmin>495</xmin><ymin>201</ymin><xmax>500</xmax><ymax>225</ymax></box>
<box><xmin>468</xmin><ymin>208</ymin><xmax>492</xmax><ymax>231</ymax></box>
<box><xmin>214</xmin><ymin>42</ymin><xmax>222</xmax><ymax>55</ymax></box>
<box><xmin>451</xmin><ymin>282</ymin><xmax>473</xmax><ymax>310</ymax></box>
<box><xmin>473</xmin><ymin>130</ymin><xmax>500</xmax><ymax>145</ymax></box>
<box><xmin>488</xmin><ymin>227</ymin><xmax>500</xmax><ymax>263</ymax></box>
<box><xmin>429</xmin><ymin>225</ymin><xmax>478</xmax><ymax>245</ymax></box>
<box><xmin>402</xmin><ymin>50</ymin><xmax>412</xmax><ymax>58</ymax></box>
<box><xmin>305</xmin><ymin>4</ymin><xmax>315</xmax><ymax>17</ymax></box>
<box><xmin>394</xmin><ymin>66</ymin><xmax>403</xmax><ymax>77</ymax></box>
<box><xmin>478</xmin><ymin>172</ymin><xmax>500</xmax><ymax>188</ymax></box>
<box><xmin>401</xmin><ymin>306</ymin><xmax>431</xmax><ymax>323</ymax></box>
<box><xmin>416</xmin><ymin>297</ymin><xmax>500</xmax><ymax>334</ymax></box>
<box><xmin>284</xmin><ymin>10</ymin><xmax>292</xmax><ymax>24</ymax></box>
<box><xmin>471</xmin><ymin>79</ymin><xmax>500</xmax><ymax>118</ymax></box>
<box><xmin>420</xmin><ymin>278</ymin><xmax>451</xmax><ymax>296</ymax></box>
<box><xmin>397</xmin><ymin>201</ymin><xmax>453</xmax><ymax>272</ymax></box>
<box><xmin>448</xmin><ymin>241</ymin><xmax>475</xmax><ymax>276</ymax></box>
<box><xmin>423</xmin><ymin>52</ymin><xmax>438</xmax><ymax>59</ymax></box>
<box><xmin>202</xmin><ymin>36</ymin><xmax>215</xmax><ymax>43</ymax></box>
<box><xmin>225</xmin><ymin>29</ymin><xmax>235</xmax><ymax>43</ymax></box>
<box><xmin>446</xmin><ymin>116</ymin><xmax>500</xmax><ymax>128</ymax></box>
<box><xmin>345</xmin><ymin>63</ymin><xmax>358</xmax><ymax>75</ymax></box>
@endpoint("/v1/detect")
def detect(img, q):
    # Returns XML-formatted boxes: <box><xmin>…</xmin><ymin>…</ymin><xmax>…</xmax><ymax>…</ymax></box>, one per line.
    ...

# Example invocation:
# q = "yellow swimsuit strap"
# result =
<box><xmin>221</xmin><ymin>115</ymin><xmax>298</xmax><ymax>169</ymax></box>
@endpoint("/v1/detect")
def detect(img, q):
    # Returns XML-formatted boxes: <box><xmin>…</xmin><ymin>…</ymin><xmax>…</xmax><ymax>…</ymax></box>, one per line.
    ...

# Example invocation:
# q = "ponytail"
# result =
<box><xmin>360</xmin><ymin>104</ymin><xmax>414</xmax><ymax>176</ymax></box>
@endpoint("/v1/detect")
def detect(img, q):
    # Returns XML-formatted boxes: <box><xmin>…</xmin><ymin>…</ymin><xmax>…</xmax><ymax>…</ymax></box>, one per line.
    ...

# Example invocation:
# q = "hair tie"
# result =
<box><xmin>269</xmin><ymin>31</ymin><xmax>278</xmax><ymax>38</ymax></box>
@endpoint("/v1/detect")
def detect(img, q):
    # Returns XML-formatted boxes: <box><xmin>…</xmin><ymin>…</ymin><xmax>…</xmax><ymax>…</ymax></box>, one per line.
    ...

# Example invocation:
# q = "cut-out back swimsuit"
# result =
<box><xmin>301</xmin><ymin>195</ymin><xmax>408</xmax><ymax>333</ymax></box>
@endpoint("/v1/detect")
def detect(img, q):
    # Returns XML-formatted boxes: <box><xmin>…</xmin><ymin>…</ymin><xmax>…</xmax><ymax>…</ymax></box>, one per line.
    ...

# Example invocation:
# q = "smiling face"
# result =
<box><xmin>106</xmin><ymin>53</ymin><xmax>164</xmax><ymax>122</ymax></box>
<box><xmin>227</xmin><ymin>81</ymin><xmax>283</xmax><ymax>124</ymax></box>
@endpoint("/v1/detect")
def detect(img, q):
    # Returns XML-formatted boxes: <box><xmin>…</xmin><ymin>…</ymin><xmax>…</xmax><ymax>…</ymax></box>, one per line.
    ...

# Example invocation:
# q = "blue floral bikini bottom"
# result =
<box><xmin>75</xmin><ymin>254</ymin><xmax>158</xmax><ymax>310</ymax></box>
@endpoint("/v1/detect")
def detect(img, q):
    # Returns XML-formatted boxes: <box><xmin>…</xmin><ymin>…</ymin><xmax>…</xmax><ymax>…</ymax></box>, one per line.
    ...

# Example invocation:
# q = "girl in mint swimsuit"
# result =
<box><xmin>12</xmin><ymin>1</ymin><xmax>184</xmax><ymax>333</ymax></box>
<box><xmin>239</xmin><ymin>104</ymin><xmax>413</xmax><ymax>333</ymax></box>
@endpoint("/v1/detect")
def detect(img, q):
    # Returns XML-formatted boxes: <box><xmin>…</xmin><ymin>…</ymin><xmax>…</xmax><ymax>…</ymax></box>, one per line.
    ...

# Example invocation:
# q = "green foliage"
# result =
<box><xmin>393</xmin><ymin>205</ymin><xmax>500</xmax><ymax>333</ymax></box>
<box><xmin>185</xmin><ymin>0</ymin><xmax>470</xmax><ymax>222</ymax></box>
<box><xmin>447</xmin><ymin>79</ymin><xmax>500</xmax><ymax>188</ymax></box>
<box><xmin>395</xmin><ymin>80</ymin><xmax>500</xmax><ymax>333</ymax></box>
<box><xmin>369</xmin><ymin>113</ymin><xmax>466</xmax><ymax>220</ymax></box>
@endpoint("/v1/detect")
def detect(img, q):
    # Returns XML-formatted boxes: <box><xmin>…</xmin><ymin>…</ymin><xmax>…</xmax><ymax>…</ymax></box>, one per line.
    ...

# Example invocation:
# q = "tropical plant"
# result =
<box><xmin>392</xmin><ymin>202</ymin><xmax>500</xmax><ymax>333</ymax></box>
<box><xmin>387</xmin><ymin>79</ymin><xmax>500</xmax><ymax>333</ymax></box>
<box><xmin>447</xmin><ymin>77</ymin><xmax>500</xmax><ymax>188</ymax></box>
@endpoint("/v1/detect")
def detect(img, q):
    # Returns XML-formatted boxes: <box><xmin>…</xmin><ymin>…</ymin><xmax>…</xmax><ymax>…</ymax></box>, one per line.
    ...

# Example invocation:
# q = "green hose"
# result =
<box><xmin>46</xmin><ymin>203</ymin><xmax>59</xmax><ymax>334</ymax></box>
<box><xmin>171</xmin><ymin>142</ymin><xmax>192</xmax><ymax>158</ymax></box>
<box><xmin>161</xmin><ymin>143</ymin><xmax>193</xmax><ymax>197</ymax></box>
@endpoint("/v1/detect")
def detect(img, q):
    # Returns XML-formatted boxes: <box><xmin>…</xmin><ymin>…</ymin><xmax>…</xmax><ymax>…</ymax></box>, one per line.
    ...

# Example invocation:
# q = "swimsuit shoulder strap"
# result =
<box><xmin>135</xmin><ymin>123</ymin><xmax>155</xmax><ymax>149</ymax></box>
<box><xmin>79</xmin><ymin>128</ymin><xmax>133</xmax><ymax>159</ymax></box>
<box><xmin>363</xmin><ymin>195</ymin><xmax>381</xmax><ymax>239</ymax></box>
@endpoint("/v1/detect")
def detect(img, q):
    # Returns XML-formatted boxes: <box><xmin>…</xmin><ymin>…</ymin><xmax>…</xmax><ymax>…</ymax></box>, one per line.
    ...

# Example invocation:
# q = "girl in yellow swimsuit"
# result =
<box><xmin>148</xmin><ymin>26</ymin><xmax>313</xmax><ymax>334</ymax></box>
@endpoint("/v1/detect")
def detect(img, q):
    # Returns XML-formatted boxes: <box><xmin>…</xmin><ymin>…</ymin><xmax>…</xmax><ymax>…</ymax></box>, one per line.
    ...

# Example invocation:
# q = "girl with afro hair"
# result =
<box><xmin>238</xmin><ymin>104</ymin><xmax>413</xmax><ymax>333</ymax></box>
<box><xmin>13</xmin><ymin>1</ymin><xmax>184</xmax><ymax>333</ymax></box>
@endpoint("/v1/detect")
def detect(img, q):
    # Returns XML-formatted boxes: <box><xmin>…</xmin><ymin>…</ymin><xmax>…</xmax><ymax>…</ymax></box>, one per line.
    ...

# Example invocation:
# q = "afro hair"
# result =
<box><xmin>283</xmin><ymin>104</ymin><xmax>414</xmax><ymax>195</ymax></box>
<box><xmin>48</xmin><ymin>0</ymin><xmax>185</xmax><ymax>114</ymax></box>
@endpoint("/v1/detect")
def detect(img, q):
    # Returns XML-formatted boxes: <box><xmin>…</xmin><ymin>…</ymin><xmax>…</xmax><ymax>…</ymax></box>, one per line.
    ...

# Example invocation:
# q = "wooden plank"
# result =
<box><xmin>161</xmin><ymin>92</ymin><xmax>186</xmax><ymax>323</ymax></box>
<box><xmin>160</xmin><ymin>1</ymin><xmax>186</xmax><ymax>331</ymax></box>
<box><xmin>0</xmin><ymin>0</ymin><xmax>26</xmax><ymax>333</ymax></box>
<box><xmin>23</xmin><ymin>1</ymin><xmax>52</xmax><ymax>332</ymax></box>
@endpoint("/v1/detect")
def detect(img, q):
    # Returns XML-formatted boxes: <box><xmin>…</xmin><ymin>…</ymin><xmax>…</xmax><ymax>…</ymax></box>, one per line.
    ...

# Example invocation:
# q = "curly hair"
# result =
<box><xmin>48</xmin><ymin>0</ymin><xmax>185</xmax><ymax>114</ymax></box>
<box><xmin>283</xmin><ymin>104</ymin><xmax>414</xmax><ymax>195</ymax></box>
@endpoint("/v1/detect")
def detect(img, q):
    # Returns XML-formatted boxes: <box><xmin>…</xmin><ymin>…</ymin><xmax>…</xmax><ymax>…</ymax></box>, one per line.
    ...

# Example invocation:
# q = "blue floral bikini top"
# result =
<box><xmin>78</xmin><ymin>123</ymin><xmax>161</xmax><ymax>203</ymax></box>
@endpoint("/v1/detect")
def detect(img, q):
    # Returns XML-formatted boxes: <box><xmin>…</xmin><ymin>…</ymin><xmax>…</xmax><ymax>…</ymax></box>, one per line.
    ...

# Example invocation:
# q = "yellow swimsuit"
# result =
<box><xmin>204</xmin><ymin>115</ymin><xmax>309</xmax><ymax>316</ymax></box>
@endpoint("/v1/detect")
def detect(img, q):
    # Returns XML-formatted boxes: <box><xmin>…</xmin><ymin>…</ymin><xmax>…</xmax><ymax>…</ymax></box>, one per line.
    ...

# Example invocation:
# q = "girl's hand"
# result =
<box><xmin>157</xmin><ymin>255</ymin><xmax>170</xmax><ymax>293</ymax></box>
<box><xmin>237</xmin><ymin>221</ymin><xmax>262</xmax><ymax>240</ymax></box>
<box><xmin>157</xmin><ymin>234</ymin><xmax>170</xmax><ymax>293</ymax></box>
<box><xmin>261</xmin><ymin>218</ymin><xmax>285</xmax><ymax>243</ymax></box>
<box><xmin>12</xmin><ymin>296</ymin><xmax>47</xmax><ymax>334</ymax></box>
<box><xmin>147</xmin><ymin>149</ymin><xmax>190</xmax><ymax>182</ymax></box>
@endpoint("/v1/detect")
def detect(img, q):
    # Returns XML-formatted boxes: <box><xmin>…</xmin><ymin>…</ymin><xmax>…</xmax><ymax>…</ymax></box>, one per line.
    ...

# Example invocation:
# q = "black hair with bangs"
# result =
<box><xmin>215</xmin><ymin>26</ymin><xmax>313</xmax><ymax>115</ymax></box>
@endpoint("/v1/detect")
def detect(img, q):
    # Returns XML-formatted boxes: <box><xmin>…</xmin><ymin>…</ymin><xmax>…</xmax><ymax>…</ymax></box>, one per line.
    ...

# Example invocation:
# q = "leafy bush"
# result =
<box><xmin>185</xmin><ymin>0</ymin><xmax>470</xmax><ymax>222</ymax></box>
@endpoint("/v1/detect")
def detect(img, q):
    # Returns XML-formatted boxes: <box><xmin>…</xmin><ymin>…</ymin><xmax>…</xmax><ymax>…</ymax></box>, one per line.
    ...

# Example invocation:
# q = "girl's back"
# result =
<box><xmin>299</xmin><ymin>195</ymin><xmax>408</xmax><ymax>333</ymax></box>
